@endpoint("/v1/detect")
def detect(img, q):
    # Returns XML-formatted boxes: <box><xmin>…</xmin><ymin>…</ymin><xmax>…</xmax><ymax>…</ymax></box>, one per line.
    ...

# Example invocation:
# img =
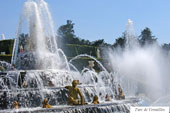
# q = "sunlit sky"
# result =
<box><xmin>0</xmin><ymin>0</ymin><xmax>170</xmax><ymax>45</ymax></box>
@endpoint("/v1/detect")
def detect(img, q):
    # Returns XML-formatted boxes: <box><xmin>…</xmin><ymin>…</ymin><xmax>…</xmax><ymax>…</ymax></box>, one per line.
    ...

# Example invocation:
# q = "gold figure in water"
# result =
<box><xmin>42</xmin><ymin>98</ymin><xmax>52</xmax><ymax>108</ymax></box>
<box><xmin>92</xmin><ymin>95</ymin><xmax>99</xmax><ymax>104</ymax></box>
<box><xmin>105</xmin><ymin>94</ymin><xmax>112</xmax><ymax>101</ymax></box>
<box><xmin>0</xmin><ymin>66</ymin><xmax>5</xmax><ymax>72</ymax></box>
<box><xmin>13</xmin><ymin>101</ymin><xmax>19</xmax><ymax>109</ymax></box>
<box><xmin>117</xmin><ymin>84</ymin><xmax>125</xmax><ymax>100</ymax></box>
<box><xmin>65</xmin><ymin>80</ymin><xmax>84</xmax><ymax>105</ymax></box>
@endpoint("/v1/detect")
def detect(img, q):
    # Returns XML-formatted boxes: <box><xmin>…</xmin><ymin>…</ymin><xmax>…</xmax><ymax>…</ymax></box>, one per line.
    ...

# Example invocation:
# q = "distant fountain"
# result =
<box><xmin>108</xmin><ymin>19</ymin><xmax>170</xmax><ymax>105</ymax></box>
<box><xmin>1</xmin><ymin>34</ymin><xmax>5</xmax><ymax>40</ymax></box>
<box><xmin>125</xmin><ymin>19</ymin><xmax>138</xmax><ymax>49</ymax></box>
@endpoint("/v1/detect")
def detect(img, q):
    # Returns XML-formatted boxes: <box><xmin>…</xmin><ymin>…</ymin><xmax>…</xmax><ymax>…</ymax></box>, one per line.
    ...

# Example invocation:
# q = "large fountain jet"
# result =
<box><xmin>11</xmin><ymin>0</ymin><xmax>65</xmax><ymax>70</ymax></box>
<box><xmin>108</xmin><ymin>19</ymin><xmax>170</xmax><ymax>102</ymax></box>
<box><xmin>125</xmin><ymin>19</ymin><xmax>138</xmax><ymax>49</ymax></box>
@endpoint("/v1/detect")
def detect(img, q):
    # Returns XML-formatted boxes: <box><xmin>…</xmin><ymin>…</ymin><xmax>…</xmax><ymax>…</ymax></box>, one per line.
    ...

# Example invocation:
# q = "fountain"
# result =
<box><xmin>107</xmin><ymin>19</ymin><xmax>170</xmax><ymax>105</ymax></box>
<box><xmin>0</xmin><ymin>0</ymin><xmax>144</xmax><ymax>113</ymax></box>
<box><xmin>1</xmin><ymin>34</ymin><xmax>5</xmax><ymax>40</ymax></box>
<box><xmin>11</xmin><ymin>0</ymin><xmax>62</xmax><ymax>70</ymax></box>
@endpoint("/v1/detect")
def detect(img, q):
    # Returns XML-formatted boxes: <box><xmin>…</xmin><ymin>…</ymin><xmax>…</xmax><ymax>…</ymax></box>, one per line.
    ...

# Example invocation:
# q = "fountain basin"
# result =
<box><xmin>0</xmin><ymin>98</ymin><xmax>143</xmax><ymax>113</ymax></box>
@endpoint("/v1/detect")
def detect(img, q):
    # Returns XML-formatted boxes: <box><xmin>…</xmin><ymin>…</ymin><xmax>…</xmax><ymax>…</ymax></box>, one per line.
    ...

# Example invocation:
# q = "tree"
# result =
<box><xmin>162</xmin><ymin>43</ymin><xmax>170</xmax><ymax>51</ymax></box>
<box><xmin>113</xmin><ymin>32</ymin><xmax>126</xmax><ymax>48</ymax></box>
<box><xmin>57</xmin><ymin>20</ymin><xmax>76</xmax><ymax>45</ymax></box>
<box><xmin>58</xmin><ymin>20</ymin><xmax>75</xmax><ymax>37</ymax></box>
<box><xmin>139</xmin><ymin>27</ymin><xmax>157</xmax><ymax>45</ymax></box>
<box><xmin>57</xmin><ymin>20</ymin><xmax>91</xmax><ymax>46</ymax></box>
<box><xmin>57</xmin><ymin>20</ymin><xmax>94</xmax><ymax>57</ymax></box>
<box><xmin>92</xmin><ymin>39</ymin><xmax>104</xmax><ymax>47</ymax></box>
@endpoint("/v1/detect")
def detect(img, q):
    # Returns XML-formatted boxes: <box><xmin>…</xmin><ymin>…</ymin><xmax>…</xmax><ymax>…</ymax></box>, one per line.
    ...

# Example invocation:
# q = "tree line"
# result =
<box><xmin>57</xmin><ymin>20</ymin><xmax>170</xmax><ymax>51</ymax></box>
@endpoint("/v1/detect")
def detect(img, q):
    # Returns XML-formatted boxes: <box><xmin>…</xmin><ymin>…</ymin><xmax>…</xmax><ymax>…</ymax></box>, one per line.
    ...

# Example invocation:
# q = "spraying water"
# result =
<box><xmin>11</xmin><ymin>0</ymin><xmax>64</xmax><ymax>70</ymax></box>
<box><xmin>0</xmin><ymin>1</ymin><xmax>146</xmax><ymax>112</ymax></box>
<box><xmin>1</xmin><ymin>34</ymin><xmax>5</xmax><ymax>40</ymax></box>
<box><xmin>107</xmin><ymin>19</ymin><xmax>170</xmax><ymax>103</ymax></box>
<box><xmin>125</xmin><ymin>19</ymin><xmax>138</xmax><ymax>49</ymax></box>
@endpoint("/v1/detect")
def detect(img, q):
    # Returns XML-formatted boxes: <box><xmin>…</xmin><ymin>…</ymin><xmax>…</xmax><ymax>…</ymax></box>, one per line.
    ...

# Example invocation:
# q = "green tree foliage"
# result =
<box><xmin>58</xmin><ymin>20</ymin><xmax>76</xmax><ymax>45</ymax></box>
<box><xmin>57</xmin><ymin>20</ymin><xmax>91</xmax><ymax>46</ymax></box>
<box><xmin>57</xmin><ymin>20</ymin><xmax>98</xmax><ymax>57</ymax></box>
<box><xmin>162</xmin><ymin>43</ymin><xmax>170</xmax><ymax>51</ymax></box>
<box><xmin>58</xmin><ymin>20</ymin><xmax>75</xmax><ymax>37</ymax></box>
<box><xmin>139</xmin><ymin>27</ymin><xmax>157</xmax><ymax>45</ymax></box>
<box><xmin>57</xmin><ymin>20</ymin><xmax>112</xmax><ymax>48</ymax></box>
<box><xmin>113</xmin><ymin>33</ymin><xmax>126</xmax><ymax>48</ymax></box>
<box><xmin>0</xmin><ymin>39</ymin><xmax>14</xmax><ymax>54</ymax></box>
<box><xmin>92</xmin><ymin>39</ymin><xmax>104</xmax><ymax>47</ymax></box>
<box><xmin>0</xmin><ymin>39</ymin><xmax>14</xmax><ymax>63</ymax></box>
<box><xmin>91</xmin><ymin>39</ymin><xmax>112</xmax><ymax>47</ymax></box>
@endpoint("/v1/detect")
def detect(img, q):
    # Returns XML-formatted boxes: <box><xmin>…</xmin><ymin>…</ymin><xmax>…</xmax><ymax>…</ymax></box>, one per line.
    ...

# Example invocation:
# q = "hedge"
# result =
<box><xmin>0</xmin><ymin>39</ymin><xmax>103</xmax><ymax>66</ymax></box>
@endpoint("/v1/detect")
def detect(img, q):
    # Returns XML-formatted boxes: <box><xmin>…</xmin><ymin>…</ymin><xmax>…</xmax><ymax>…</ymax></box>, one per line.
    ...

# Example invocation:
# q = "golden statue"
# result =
<box><xmin>23</xmin><ymin>81</ymin><xmax>27</xmax><ymax>88</ymax></box>
<box><xmin>88</xmin><ymin>60</ymin><xmax>95</xmax><ymax>71</ymax></box>
<box><xmin>116</xmin><ymin>84</ymin><xmax>125</xmax><ymax>100</ymax></box>
<box><xmin>92</xmin><ymin>95</ymin><xmax>99</xmax><ymax>104</ymax></box>
<box><xmin>0</xmin><ymin>66</ymin><xmax>5</xmax><ymax>72</ymax></box>
<box><xmin>105</xmin><ymin>94</ymin><xmax>111</xmax><ymax>101</ymax></box>
<box><xmin>48</xmin><ymin>80</ymin><xmax>54</xmax><ymax>87</ymax></box>
<box><xmin>42</xmin><ymin>98</ymin><xmax>52</xmax><ymax>108</ymax></box>
<box><xmin>65</xmin><ymin>80</ymin><xmax>84</xmax><ymax>105</ymax></box>
<box><xmin>13</xmin><ymin>101</ymin><xmax>19</xmax><ymax>109</ymax></box>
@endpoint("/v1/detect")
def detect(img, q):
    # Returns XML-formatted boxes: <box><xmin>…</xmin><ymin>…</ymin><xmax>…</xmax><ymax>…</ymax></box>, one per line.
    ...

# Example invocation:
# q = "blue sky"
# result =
<box><xmin>0</xmin><ymin>0</ymin><xmax>170</xmax><ymax>44</ymax></box>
